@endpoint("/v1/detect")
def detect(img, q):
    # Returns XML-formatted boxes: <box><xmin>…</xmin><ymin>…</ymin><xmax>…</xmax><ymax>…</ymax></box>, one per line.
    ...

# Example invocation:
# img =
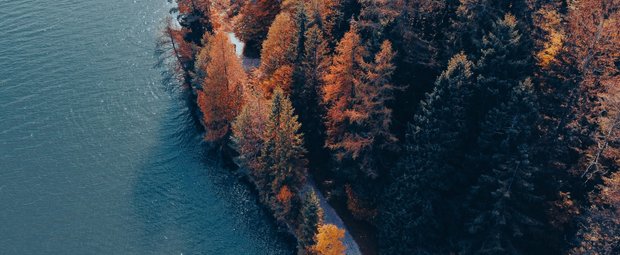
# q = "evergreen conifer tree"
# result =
<box><xmin>379</xmin><ymin>53</ymin><xmax>475</xmax><ymax>254</ymax></box>
<box><xmin>462</xmin><ymin>79</ymin><xmax>543</xmax><ymax>254</ymax></box>
<box><xmin>298</xmin><ymin>190</ymin><xmax>324</xmax><ymax>250</ymax></box>
<box><xmin>258</xmin><ymin>87</ymin><xmax>308</xmax><ymax>220</ymax></box>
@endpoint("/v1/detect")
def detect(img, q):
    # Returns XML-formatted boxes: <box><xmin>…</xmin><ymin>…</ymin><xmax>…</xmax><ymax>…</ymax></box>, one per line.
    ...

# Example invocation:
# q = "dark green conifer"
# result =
<box><xmin>257</xmin><ymin>87</ymin><xmax>308</xmax><ymax>219</ymax></box>
<box><xmin>379</xmin><ymin>53</ymin><xmax>475</xmax><ymax>254</ymax></box>
<box><xmin>462</xmin><ymin>79</ymin><xmax>543</xmax><ymax>254</ymax></box>
<box><xmin>297</xmin><ymin>24</ymin><xmax>331</xmax><ymax>166</ymax></box>
<box><xmin>472</xmin><ymin>13</ymin><xmax>532</xmax><ymax>118</ymax></box>
<box><xmin>298</xmin><ymin>190</ymin><xmax>324</xmax><ymax>250</ymax></box>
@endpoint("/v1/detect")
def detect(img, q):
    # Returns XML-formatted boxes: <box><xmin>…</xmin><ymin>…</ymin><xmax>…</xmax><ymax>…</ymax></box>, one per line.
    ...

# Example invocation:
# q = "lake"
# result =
<box><xmin>0</xmin><ymin>0</ymin><xmax>292</xmax><ymax>254</ymax></box>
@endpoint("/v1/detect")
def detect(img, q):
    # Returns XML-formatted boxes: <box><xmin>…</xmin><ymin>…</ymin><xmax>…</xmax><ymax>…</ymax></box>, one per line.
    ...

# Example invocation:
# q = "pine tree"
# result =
<box><xmin>198</xmin><ymin>31</ymin><xmax>246</xmax><ymax>143</ymax></box>
<box><xmin>298</xmin><ymin>190</ymin><xmax>324</xmax><ymax>250</ymax></box>
<box><xmin>462</xmin><ymin>79</ymin><xmax>544</xmax><ymax>254</ymax></box>
<box><xmin>464</xmin><ymin>12</ymin><xmax>534</xmax><ymax>178</ymax></box>
<box><xmin>312</xmin><ymin>0</ymin><xmax>345</xmax><ymax>46</ymax></box>
<box><xmin>390</xmin><ymin>0</ymin><xmax>453</xmax><ymax>68</ymax></box>
<box><xmin>231</xmin><ymin>79</ymin><xmax>269</xmax><ymax>172</ymax></box>
<box><xmin>257</xmin><ymin>87</ymin><xmax>308</xmax><ymax>220</ymax></box>
<box><xmin>473</xmin><ymin>13</ymin><xmax>531</xmax><ymax>109</ymax></box>
<box><xmin>452</xmin><ymin>0</ymin><xmax>531</xmax><ymax>55</ymax></box>
<box><xmin>357</xmin><ymin>0</ymin><xmax>399</xmax><ymax>52</ymax></box>
<box><xmin>298</xmin><ymin>24</ymin><xmax>331</xmax><ymax>166</ymax></box>
<box><xmin>387</xmin><ymin>0</ymin><xmax>456</xmax><ymax>141</ymax></box>
<box><xmin>379</xmin><ymin>53</ymin><xmax>475</xmax><ymax>254</ymax></box>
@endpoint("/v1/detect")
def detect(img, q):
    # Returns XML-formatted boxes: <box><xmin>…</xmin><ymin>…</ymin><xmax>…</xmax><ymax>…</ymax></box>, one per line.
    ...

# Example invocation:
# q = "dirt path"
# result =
<box><xmin>305</xmin><ymin>181</ymin><xmax>362</xmax><ymax>255</ymax></box>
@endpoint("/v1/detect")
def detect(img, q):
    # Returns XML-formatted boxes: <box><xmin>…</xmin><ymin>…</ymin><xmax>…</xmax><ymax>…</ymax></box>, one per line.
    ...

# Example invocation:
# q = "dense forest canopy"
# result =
<box><xmin>164</xmin><ymin>0</ymin><xmax>620</xmax><ymax>254</ymax></box>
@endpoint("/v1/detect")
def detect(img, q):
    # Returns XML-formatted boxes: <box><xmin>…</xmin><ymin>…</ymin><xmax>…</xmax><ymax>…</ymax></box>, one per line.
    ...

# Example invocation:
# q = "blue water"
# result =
<box><xmin>0</xmin><ymin>0</ymin><xmax>291</xmax><ymax>254</ymax></box>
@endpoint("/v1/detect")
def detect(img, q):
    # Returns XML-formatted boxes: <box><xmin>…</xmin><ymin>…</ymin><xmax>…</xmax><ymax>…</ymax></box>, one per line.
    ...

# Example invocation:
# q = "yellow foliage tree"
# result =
<box><xmin>534</xmin><ymin>6</ymin><xmax>564</xmax><ymax>69</ymax></box>
<box><xmin>260</xmin><ymin>65</ymin><xmax>294</xmax><ymax>97</ymax></box>
<box><xmin>312</xmin><ymin>224</ymin><xmax>346</xmax><ymax>255</ymax></box>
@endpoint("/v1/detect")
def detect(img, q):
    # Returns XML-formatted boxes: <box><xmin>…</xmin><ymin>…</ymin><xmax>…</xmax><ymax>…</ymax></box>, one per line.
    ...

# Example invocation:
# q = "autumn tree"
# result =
<box><xmin>257</xmin><ymin>87</ymin><xmax>308</xmax><ymax>221</ymax></box>
<box><xmin>532</xmin><ymin>5</ymin><xmax>564</xmax><ymax>69</ymax></box>
<box><xmin>231</xmin><ymin>75</ymin><xmax>269</xmax><ymax>172</ymax></box>
<box><xmin>312</xmin><ymin>224</ymin><xmax>346</xmax><ymax>255</ymax></box>
<box><xmin>158</xmin><ymin>17</ymin><xmax>194</xmax><ymax>80</ymax></box>
<box><xmin>565</xmin><ymin>85</ymin><xmax>620</xmax><ymax>254</ymax></box>
<box><xmin>259</xmin><ymin>12</ymin><xmax>300</xmax><ymax>78</ymax></box>
<box><xmin>533</xmin><ymin>1</ymin><xmax>620</xmax><ymax>237</ymax></box>
<box><xmin>561</xmin><ymin>0</ymin><xmax>620</xmax><ymax>182</ymax></box>
<box><xmin>298</xmin><ymin>190</ymin><xmax>324</xmax><ymax>251</ymax></box>
<box><xmin>379</xmin><ymin>53</ymin><xmax>475</xmax><ymax>254</ymax></box>
<box><xmin>198</xmin><ymin>31</ymin><xmax>246</xmax><ymax>143</ymax></box>
<box><xmin>176</xmin><ymin>0</ymin><xmax>213</xmax><ymax>45</ymax></box>
<box><xmin>346</xmin><ymin>39</ymin><xmax>398</xmax><ymax>181</ymax></box>
<box><xmin>322</xmin><ymin>22</ymin><xmax>368</xmax><ymax>168</ymax></box>
<box><xmin>234</xmin><ymin>0</ymin><xmax>281</xmax><ymax>57</ymax></box>
<box><xmin>322</xmin><ymin>23</ymin><xmax>398</xmax><ymax>220</ymax></box>
<box><xmin>570</xmin><ymin>171</ymin><xmax>620</xmax><ymax>254</ymax></box>
<box><xmin>257</xmin><ymin>12</ymin><xmax>300</xmax><ymax>97</ymax></box>
<box><xmin>323</xmin><ymin>23</ymin><xmax>397</xmax><ymax>176</ymax></box>
<box><xmin>302</xmin><ymin>0</ymin><xmax>345</xmax><ymax>47</ymax></box>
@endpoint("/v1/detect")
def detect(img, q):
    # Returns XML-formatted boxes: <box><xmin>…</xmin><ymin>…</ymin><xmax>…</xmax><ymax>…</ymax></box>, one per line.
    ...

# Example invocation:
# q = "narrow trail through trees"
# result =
<box><xmin>227</xmin><ymin>24</ymin><xmax>362</xmax><ymax>255</ymax></box>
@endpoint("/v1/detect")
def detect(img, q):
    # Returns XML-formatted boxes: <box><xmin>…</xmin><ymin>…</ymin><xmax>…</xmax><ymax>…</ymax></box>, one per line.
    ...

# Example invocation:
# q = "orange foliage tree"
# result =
<box><xmin>177</xmin><ymin>0</ymin><xmax>211</xmax><ymax>15</ymax></box>
<box><xmin>323</xmin><ymin>23</ymin><xmax>397</xmax><ymax>179</ymax></box>
<box><xmin>159</xmin><ymin>17</ymin><xmax>194</xmax><ymax>78</ymax></box>
<box><xmin>233</xmin><ymin>0</ymin><xmax>281</xmax><ymax>57</ymax></box>
<box><xmin>304</xmin><ymin>0</ymin><xmax>344</xmax><ymax>46</ymax></box>
<box><xmin>312</xmin><ymin>224</ymin><xmax>346</xmax><ymax>255</ymax></box>
<box><xmin>570</xmin><ymin>171</ymin><xmax>620</xmax><ymax>254</ymax></box>
<box><xmin>322</xmin><ymin>22</ymin><xmax>368</xmax><ymax>163</ymax></box>
<box><xmin>260</xmin><ymin>65</ymin><xmax>294</xmax><ymax>97</ymax></box>
<box><xmin>257</xmin><ymin>12</ymin><xmax>300</xmax><ymax>96</ymax></box>
<box><xmin>176</xmin><ymin>0</ymin><xmax>213</xmax><ymax>46</ymax></box>
<box><xmin>559</xmin><ymin>0</ymin><xmax>620</xmax><ymax>181</ymax></box>
<box><xmin>198</xmin><ymin>31</ymin><xmax>246</xmax><ymax>142</ymax></box>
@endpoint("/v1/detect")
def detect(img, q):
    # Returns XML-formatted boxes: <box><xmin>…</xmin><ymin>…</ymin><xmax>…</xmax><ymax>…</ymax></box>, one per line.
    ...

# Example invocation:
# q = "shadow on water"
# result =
<box><xmin>130</xmin><ymin>66</ymin><xmax>294</xmax><ymax>254</ymax></box>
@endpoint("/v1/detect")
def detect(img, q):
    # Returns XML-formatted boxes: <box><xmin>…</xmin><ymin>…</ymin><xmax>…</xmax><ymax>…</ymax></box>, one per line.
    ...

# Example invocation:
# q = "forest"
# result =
<box><xmin>161</xmin><ymin>0</ymin><xmax>620</xmax><ymax>254</ymax></box>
